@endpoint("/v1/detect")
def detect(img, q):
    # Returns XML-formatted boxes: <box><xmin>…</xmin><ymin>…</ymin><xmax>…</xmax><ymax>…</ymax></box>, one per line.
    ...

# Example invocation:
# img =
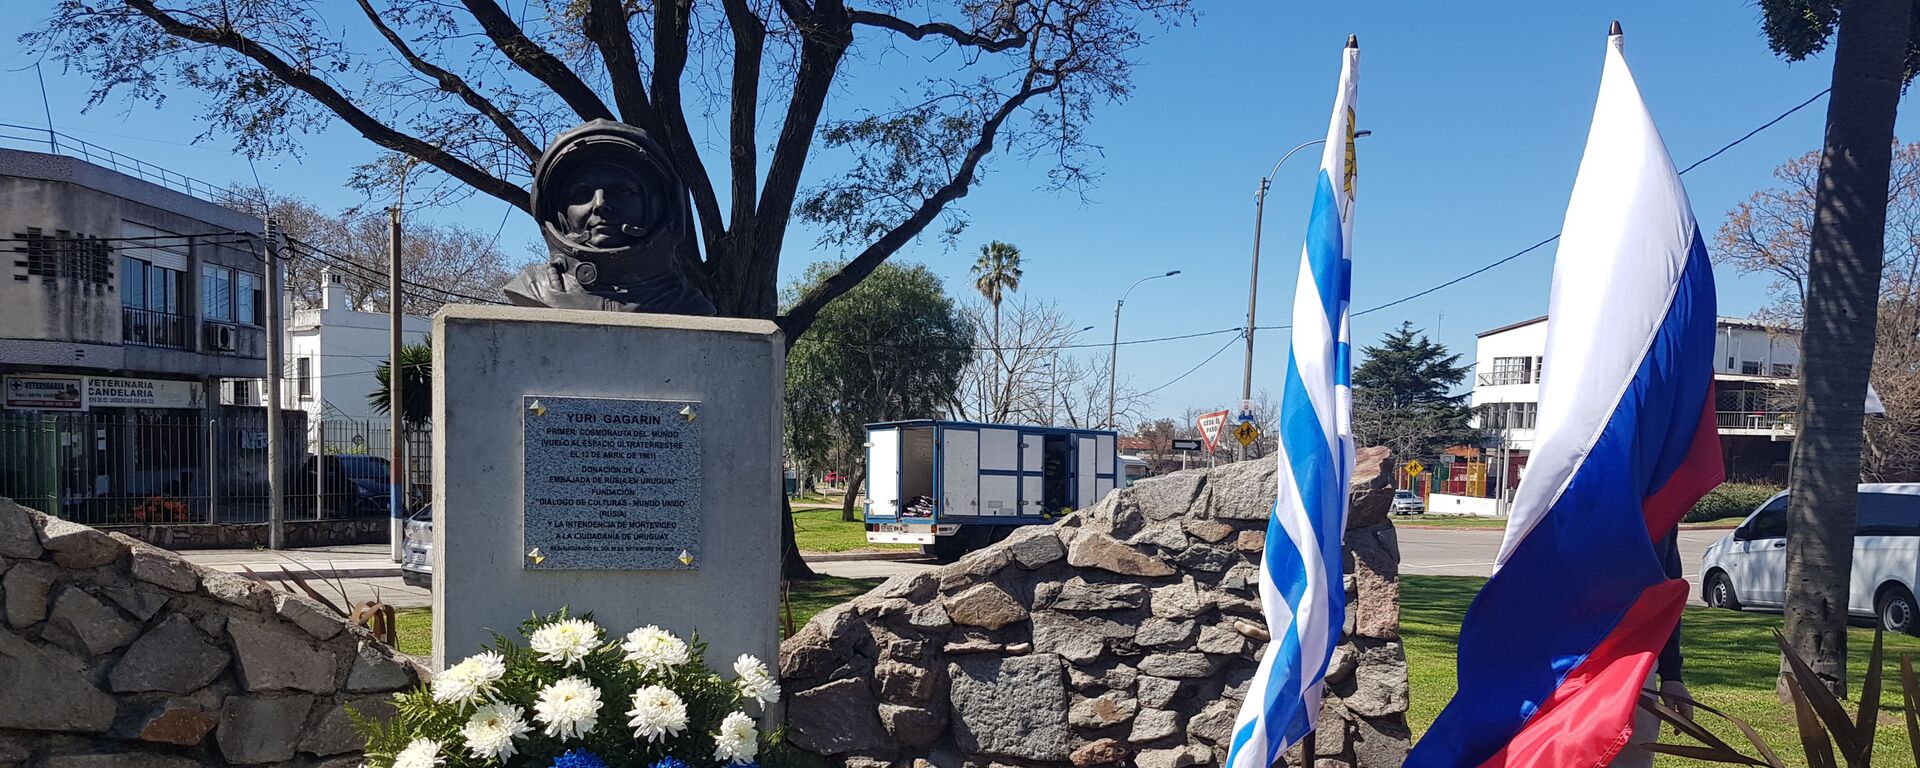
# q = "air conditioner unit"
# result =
<box><xmin>211</xmin><ymin>325</ymin><xmax>236</xmax><ymax>351</ymax></box>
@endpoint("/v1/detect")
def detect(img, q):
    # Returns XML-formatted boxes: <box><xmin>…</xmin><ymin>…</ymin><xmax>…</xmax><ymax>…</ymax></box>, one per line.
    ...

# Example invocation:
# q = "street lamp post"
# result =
<box><xmin>1238</xmin><ymin>130</ymin><xmax>1371</xmax><ymax>459</ymax></box>
<box><xmin>1108</xmin><ymin>271</ymin><xmax>1180</xmax><ymax>429</ymax></box>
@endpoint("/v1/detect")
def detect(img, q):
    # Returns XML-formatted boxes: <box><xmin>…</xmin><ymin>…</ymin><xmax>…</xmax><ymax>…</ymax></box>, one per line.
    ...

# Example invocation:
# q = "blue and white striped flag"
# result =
<box><xmin>1225</xmin><ymin>36</ymin><xmax>1358</xmax><ymax>768</ymax></box>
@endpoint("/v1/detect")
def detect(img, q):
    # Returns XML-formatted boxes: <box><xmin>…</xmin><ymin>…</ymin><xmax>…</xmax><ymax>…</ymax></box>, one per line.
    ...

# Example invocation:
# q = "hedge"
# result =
<box><xmin>1685</xmin><ymin>482</ymin><xmax>1783</xmax><ymax>523</ymax></box>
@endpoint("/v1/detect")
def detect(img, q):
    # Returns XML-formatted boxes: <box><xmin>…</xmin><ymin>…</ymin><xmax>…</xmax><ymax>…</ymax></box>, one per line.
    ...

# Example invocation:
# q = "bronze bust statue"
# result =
<box><xmin>504</xmin><ymin>120</ymin><xmax>716</xmax><ymax>315</ymax></box>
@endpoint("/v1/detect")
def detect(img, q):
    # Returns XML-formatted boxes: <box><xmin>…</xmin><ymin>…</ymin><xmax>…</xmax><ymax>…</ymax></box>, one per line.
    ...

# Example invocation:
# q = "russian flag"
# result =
<box><xmin>1405</xmin><ymin>27</ymin><xmax>1723</xmax><ymax>768</ymax></box>
<box><xmin>1224</xmin><ymin>36</ymin><xmax>1358</xmax><ymax>768</ymax></box>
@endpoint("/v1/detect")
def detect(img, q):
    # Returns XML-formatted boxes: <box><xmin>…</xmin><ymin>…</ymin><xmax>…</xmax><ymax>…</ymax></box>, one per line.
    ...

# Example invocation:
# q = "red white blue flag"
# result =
<box><xmin>1406</xmin><ymin>29</ymin><xmax>1723</xmax><ymax>767</ymax></box>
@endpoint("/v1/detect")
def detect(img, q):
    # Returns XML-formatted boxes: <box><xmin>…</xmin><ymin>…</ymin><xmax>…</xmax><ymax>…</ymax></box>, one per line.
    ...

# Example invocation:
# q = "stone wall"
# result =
<box><xmin>0</xmin><ymin>499</ymin><xmax>423</xmax><ymax>767</ymax></box>
<box><xmin>98</xmin><ymin>519</ymin><xmax>391</xmax><ymax>551</ymax></box>
<box><xmin>779</xmin><ymin>449</ymin><xmax>1409</xmax><ymax>768</ymax></box>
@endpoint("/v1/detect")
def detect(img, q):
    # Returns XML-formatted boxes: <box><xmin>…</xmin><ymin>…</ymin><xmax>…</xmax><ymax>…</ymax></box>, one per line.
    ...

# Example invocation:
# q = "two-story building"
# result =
<box><xmin>0</xmin><ymin>146</ymin><xmax>291</xmax><ymax>525</ymax></box>
<box><xmin>1468</xmin><ymin>315</ymin><xmax>1800</xmax><ymax>499</ymax></box>
<box><xmin>285</xmin><ymin>268</ymin><xmax>430</xmax><ymax>451</ymax></box>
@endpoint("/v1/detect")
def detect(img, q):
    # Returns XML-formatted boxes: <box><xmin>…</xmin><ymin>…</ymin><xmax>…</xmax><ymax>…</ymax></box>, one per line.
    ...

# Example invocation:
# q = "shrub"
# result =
<box><xmin>1684</xmin><ymin>482</ymin><xmax>1782</xmax><ymax>523</ymax></box>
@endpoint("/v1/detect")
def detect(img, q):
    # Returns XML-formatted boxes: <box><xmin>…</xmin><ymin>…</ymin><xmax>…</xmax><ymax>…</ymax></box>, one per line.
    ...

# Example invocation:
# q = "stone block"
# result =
<box><xmin>1149</xmin><ymin>578</ymin><xmax>1209</xmax><ymax>619</ymax></box>
<box><xmin>1183</xmin><ymin>518</ymin><xmax>1235</xmax><ymax>544</ymax></box>
<box><xmin>0</xmin><ymin>501</ymin><xmax>43</xmax><ymax>560</ymax></box>
<box><xmin>1136</xmin><ymin>676</ymin><xmax>1180</xmax><ymax>708</ymax></box>
<box><xmin>35</xmin><ymin>517</ymin><xmax>126</xmax><ymax>569</ymax></box>
<box><xmin>1135</xmin><ymin>618</ymin><xmax>1196</xmax><ymax>647</ymax></box>
<box><xmin>1003</xmin><ymin>525</ymin><xmax>1065</xmax><ymax>568</ymax></box>
<box><xmin>135</xmin><ymin>705</ymin><xmax>219</xmax><ymax>746</ymax></box>
<box><xmin>1068</xmin><ymin>691</ymin><xmax>1136</xmax><ymax>729</ymax></box>
<box><xmin>1032</xmin><ymin>611</ymin><xmax>1133</xmax><ymax>664</ymax></box>
<box><xmin>1132</xmin><ymin>471</ymin><xmax>1208</xmax><ymax>522</ymax></box>
<box><xmin>1135</xmin><ymin>745</ymin><xmax>1212</xmax><ymax>768</ymax></box>
<box><xmin>874</xmin><ymin>660</ymin><xmax>936</xmax><ymax>704</ymax></box>
<box><xmin>1066</xmin><ymin>530</ymin><xmax>1174</xmax><ymax>577</ymax></box>
<box><xmin>3</xmin><ymin>560</ymin><xmax>57</xmax><ymax>628</ymax></box>
<box><xmin>1128</xmin><ymin>523</ymin><xmax>1189</xmax><ymax>552</ymax></box>
<box><xmin>1207</xmin><ymin>459</ymin><xmax>1278</xmax><ymax>520</ymax></box>
<box><xmin>43</xmin><ymin>755</ymin><xmax>199</xmax><ymax>768</ymax></box>
<box><xmin>128</xmin><ymin>546</ymin><xmax>198</xmax><ymax>593</ymax></box>
<box><xmin>943</xmin><ymin>583</ymin><xmax>1028</xmax><ymax>630</ymax></box>
<box><xmin>1043</xmin><ymin>578</ymin><xmax>1148</xmax><ymax>612</ymax></box>
<box><xmin>1350</xmin><ymin>713</ymin><xmax>1410</xmax><ymax>768</ymax></box>
<box><xmin>43</xmin><ymin>587</ymin><xmax>137</xmax><ymax>657</ymax></box>
<box><xmin>1071</xmin><ymin>738</ymin><xmax>1129</xmax><ymax>767</ymax></box>
<box><xmin>877</xmin><ymin>703</ymin><xmax>945</xmax><ymax>748</ymax></box>
<box><xmin>1337</xmin><ymin>642</ymin><xmax>1408</xmax><ymax>718</ymax></box>
<box><xmin>0</xmin><ymin>628</ymin><xmax>114</xmax><ymax>732</ymax></box>
<box><xmin>907</xmin><ymin>602</ymin><xmax>952</xmax><ymax>631</ymax></box>
<box><xmin>1349</xmin><ymin>525</ymin><xmax>1401</xmax><ymax>641</ymax></box>
<box><xmin>345</xmin><ymin>641</ymin><xmax>414</xmax><ymax>693</ymax></box>
<box><xmin>98</xmin><ymin>586</ymin><xmax>168</xmax><ymax>621</ymax></box>
<box><xmin>1187</xmin><ymin>698</ymin><xmax>1239</xmax><ymax>745</ymax></box>
<box><xmin>1128</xmin><ymin>707</ymin><xmax>1181</xmax><ymax>742</ymax></box>
<box><xmin>948</xmin><ymin>654</ymin><xmax>1069</xmax><ymax>761</ymax></box>
<box><xmin>217</xmin><ymin>694</ymin><xmax>316</xmax><ymax>764</ymax></box>
<box><xmin>200</xmin><ymin>570</ymin><xmax>271</xmax><ymax>612</ymax></box>
<box><xmin>787</xmin><ymin>678</ymin><xmax>888</xmax><ymax>755</ymax></box>
<box><xmin>110</xmin><ymin>614</ymin><xmax>230</xmax><ymax>693</ymax></box>
<box><xmin>1137</xmin><ymin>652</ymin><xmax>1215</xmax><ymax>679</ymax></box>
<box><xmin>1197</xmin><ymin>622</ymin><xmax>1250</xmax><ymax>656</ymax></box>
<box><xmin>228</xmin><ymin>618</ymin><xmax>339</xmax><ymax>693</ymax></box>
<box><xmin>300</xmin><ymin>697</ymin><xmax>393</xmax><ymax>756</ymax></box>
<box><xmin>273</xmin><ymin>593</ymin><xmax>345</xmax><ymax>640</ymax></box>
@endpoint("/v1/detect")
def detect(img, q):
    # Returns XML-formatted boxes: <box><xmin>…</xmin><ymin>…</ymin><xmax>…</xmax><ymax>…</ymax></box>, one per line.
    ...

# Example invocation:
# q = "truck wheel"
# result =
<box><xmin>1878</xmin><ymin>586</ymin><xmax>1919</xmax><ymax>636</ymax></box>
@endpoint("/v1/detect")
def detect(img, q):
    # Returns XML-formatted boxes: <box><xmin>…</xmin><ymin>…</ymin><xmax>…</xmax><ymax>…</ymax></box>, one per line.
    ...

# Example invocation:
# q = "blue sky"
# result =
<box><xmin>4</xmin><ymin>2</ymin><xmax>1913</xmax><ymax>424</ymax></box>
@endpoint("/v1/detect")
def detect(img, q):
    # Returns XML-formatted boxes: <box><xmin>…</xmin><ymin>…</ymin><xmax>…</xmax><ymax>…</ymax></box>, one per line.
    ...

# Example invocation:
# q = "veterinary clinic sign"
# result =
<box><xmin>4</xmin><ymin>375</ymin><xmax>204</xmax><ymax>410</ymax></box>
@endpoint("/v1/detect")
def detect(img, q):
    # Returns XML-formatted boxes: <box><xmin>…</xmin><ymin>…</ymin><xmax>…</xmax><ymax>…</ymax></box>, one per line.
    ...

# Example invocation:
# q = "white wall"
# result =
<box><xmin>1471</xmin><ymin>319</ymin><xmax>1547</xmax><ymax>451</ymax></box>
<box><xmin>285</xmin><ymin>274</ymin><xmax>430</xmax><ymax>426</ymax></box>
<box><xmin>1428</xmin><ymin>492</ymin><xmax>1501</xmax><ymax>517</ymax></box>
<box><xmin>1713</xmin><ymin>323</ymin><xmax>1801</xmax><ymax>377</ymax></box>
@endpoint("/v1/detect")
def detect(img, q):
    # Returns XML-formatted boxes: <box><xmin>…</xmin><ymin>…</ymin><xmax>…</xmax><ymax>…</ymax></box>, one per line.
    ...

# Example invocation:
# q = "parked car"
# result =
<box><xmin>400</xmin><ymin>505</ymin><xmax>432</xmax><ymax>589</ymax></box>
<box><xmin>824</xmin><ymin>470</ymin><xmax>844</xmax><ymax>485</ymax></box>
<box><xmin>288</xmin><ymin>454</ymin><xmax>393</xmax><ymax>518</ymax></box>
<box><xmin>1700</xmin><ymin>483</ymin><xmax>1920</xmax><ymax>634</ymax></box>
<box><xmin>1391</xmin><ymin>489</ymin><xmax>1425</xmax><ymax>515</ymax></box>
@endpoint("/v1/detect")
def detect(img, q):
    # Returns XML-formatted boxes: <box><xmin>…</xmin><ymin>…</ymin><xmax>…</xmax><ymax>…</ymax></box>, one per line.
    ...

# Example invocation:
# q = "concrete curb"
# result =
<box><xmin>798</xmin><ymin>550</ymin><xmax>929</xmax><ymax>563</ymax></box>
<box><xmin>210</xmin><ymin>564</ymin><xmax>405</xmax><ymax>580</ymax></box>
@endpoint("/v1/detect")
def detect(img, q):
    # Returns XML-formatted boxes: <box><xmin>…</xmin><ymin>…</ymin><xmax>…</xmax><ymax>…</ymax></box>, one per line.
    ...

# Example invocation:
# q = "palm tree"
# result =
<box><xmin>1761</xmin><ymin>0</ymin><xmax>1914</xmax><ymax>696</ymax></box>
<box><xmin>370</xmin><ymin>342</ymin><xmax>434</xmax><ymax>429</ymax></box>
<box><xmin>971</xmin><ymin>241</ymin><xmax>1024</xmax><ymax>415</ymax></box>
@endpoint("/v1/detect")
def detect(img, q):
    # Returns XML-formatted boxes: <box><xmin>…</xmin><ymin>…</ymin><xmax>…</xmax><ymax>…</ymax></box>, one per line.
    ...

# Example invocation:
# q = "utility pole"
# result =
<box><xmin>1237</xmin><ymin>176</ymin><xmax>1271</xmax><ymax>462</ymax></box>
<box><xmin>388</xmin><ymin>205</ymin><xmax>406</xmax><ymax>562</ymax></box>
<box><xmin>264</xmin><ymin>220</ymin><xmax>286</xmax><ymax>549</ymax></box>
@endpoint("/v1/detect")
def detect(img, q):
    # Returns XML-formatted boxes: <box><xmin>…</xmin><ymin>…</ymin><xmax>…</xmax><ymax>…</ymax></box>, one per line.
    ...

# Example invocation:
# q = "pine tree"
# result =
<box><xmin>1351</xmin><ymin>322</ymin><xmax>1477</xmax><ymax>464</ymax></box>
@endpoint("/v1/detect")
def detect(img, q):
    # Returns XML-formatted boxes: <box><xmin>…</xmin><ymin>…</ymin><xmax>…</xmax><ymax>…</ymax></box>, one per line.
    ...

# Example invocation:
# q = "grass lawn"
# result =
<box><xmin>1403</xmin><ymin>575</ymin><xmax>1920</xmax><ymax>766</ymax></box>
<box><xmin>790</xmin><ymin>506</ymin><xmax>917</xmax><ymax>553</ymax></box>
<box><xmin>389</xmin><ymin>575</ymin><xmax>884</xmax><ymax>659</ymax></box>
<box><xmin>1396</xmin><ymin>515</ymin><xmax>1509</xmax><ymax>530</ymax></box>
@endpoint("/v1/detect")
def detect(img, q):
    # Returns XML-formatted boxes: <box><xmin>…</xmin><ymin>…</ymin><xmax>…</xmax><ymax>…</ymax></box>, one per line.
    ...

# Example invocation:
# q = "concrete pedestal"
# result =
<box><xmin>431</xmin><ymin>305</ymin><xmax>782</xmax><ymax>672</ymax></box>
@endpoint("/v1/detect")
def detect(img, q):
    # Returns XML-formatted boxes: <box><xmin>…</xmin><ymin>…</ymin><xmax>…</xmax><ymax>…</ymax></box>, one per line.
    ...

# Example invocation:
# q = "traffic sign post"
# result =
<box><xmin>1404</xmin><ymin>460</ymin><xmax>1424</xmax><ymax>477</ymax></box>
<box><xmin>1196</xmin><ymin>410</ymin><xmax>1230</xmax><ymax>453</ymax></box>
<box><xmin>1233</xmin><ymin>421</ymin><xmax>1261</xmax><ymax>448</ymax></box>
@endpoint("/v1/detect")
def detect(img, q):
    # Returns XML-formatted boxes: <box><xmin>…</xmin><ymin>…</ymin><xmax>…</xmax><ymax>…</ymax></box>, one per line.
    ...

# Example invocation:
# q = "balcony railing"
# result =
<box><xmin>1476</xmin><ymin>371</ymin><xmax>1536</xmax><ymax>387</ymax></box>
<box><xmin>1717</xmin><ymin>410</ymin><xmax>1794</xmax><ymax>434</ymax></box>
<box><xmin>121</xmin><ymin>307</ymin><xmax>188</xmax><ymax>350</ymax></box>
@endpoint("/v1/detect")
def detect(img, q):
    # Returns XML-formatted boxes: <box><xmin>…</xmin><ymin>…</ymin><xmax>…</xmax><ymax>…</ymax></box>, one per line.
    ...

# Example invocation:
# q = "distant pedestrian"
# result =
<box><xmin>1611</xmin><ymin>533</ymin><xmax>1694</xmax><ymax>768</ymax></box>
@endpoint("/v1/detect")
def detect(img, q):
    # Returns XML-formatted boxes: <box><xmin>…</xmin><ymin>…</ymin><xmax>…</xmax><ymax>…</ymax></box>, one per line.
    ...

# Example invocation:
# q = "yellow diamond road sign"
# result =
<box><xmin>1404</xmin><ymin>460</ymin><xmax>1425</xmax><ymax>477</ymax></box>
<box><xmin>1233</xmin><ymin>421</ymin><xmax>1260</xmax><ymax>447</ymax></box>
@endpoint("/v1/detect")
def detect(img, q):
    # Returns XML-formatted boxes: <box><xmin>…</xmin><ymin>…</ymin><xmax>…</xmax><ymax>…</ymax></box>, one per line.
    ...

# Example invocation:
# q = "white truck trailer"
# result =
<box><xmin>862</xmin><ymin>420</ymin><xmax>1120</xmax><ymax>560</ymax></box>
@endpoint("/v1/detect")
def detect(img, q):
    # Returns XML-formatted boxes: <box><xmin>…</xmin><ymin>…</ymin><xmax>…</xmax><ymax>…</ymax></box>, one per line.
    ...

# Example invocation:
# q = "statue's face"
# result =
<box><xmin>559</xmin><ymin>163</ymin><xmax>647</xmax><ymax>249</ymax></box>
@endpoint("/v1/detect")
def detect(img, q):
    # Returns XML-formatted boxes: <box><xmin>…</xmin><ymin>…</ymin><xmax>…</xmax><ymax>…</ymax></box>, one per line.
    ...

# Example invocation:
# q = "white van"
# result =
<box><xmin>1700</xmin><ymin>483</ymin><xmax>1920</xmax><ymax>634</ymax></box>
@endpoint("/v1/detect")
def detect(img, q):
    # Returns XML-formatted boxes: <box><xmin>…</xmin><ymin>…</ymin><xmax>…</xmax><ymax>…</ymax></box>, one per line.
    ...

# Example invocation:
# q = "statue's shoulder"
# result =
<box><xmin>503</xmin><ymin>264</ymin><xmax>555</xmax><ymax>307</ymax></box>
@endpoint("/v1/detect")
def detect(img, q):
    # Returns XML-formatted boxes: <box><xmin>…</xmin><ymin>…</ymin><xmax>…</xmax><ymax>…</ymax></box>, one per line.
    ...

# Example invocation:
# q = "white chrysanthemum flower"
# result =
<box><xmin>712</xmin><ymin>711</ymin><xmax>759</xmax><ymax>765</ymax></box>
<box><xmin>460</xmin><ymin>701</ymin><xmax>533</xmax><ymax>762</ymax></box>
<box><xmin>533</xmin><ymin>676</ymin><xmax>603</xmax><ymax>740</ymax></box>
<box><xmin>620</xmin><ymin>625</ymin><xmax>691</xmax><ymax>674</ymax></box>
<box><xmin>625</xmin><ymin>684</ymin><xmax>690</xmax><ymax>742</ymax></box>
<box><xmin>529</xmin><ymin>618</ymin><xmax>602</xmax><ymax>668</ymax></box>
<box><xmin>432</xmin><ymin>651</ymin><xmax>507</xmax><ymax>705</ymax></box>
<box><xmin>732</xmin><ymin>654</ymin><xmax>781</xmax><ymax>708</ymax></box>
<box><xmin>393</xmin><ymin>737</ymin><xmax>446</xmax><ymax>768</ymax></box>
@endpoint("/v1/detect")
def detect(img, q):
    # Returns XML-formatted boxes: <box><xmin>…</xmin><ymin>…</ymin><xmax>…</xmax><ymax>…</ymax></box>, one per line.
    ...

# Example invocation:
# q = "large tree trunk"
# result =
<box><xmin>1782</xmin><ymin>0</ymin><xmax>1910</xmax><ymax>697</ymax></box>
<box><xmin>781</xmin><ymin>494</ymin><xmax>815</xmax><ymax>580</ymax></box>
<box><xmin>841</xmin><ymin>466</ymin><xmax>866</xmax><ymax>523</ymax></box>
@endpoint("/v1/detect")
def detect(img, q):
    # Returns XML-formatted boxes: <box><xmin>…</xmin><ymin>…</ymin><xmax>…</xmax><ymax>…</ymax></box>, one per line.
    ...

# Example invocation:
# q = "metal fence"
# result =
<box><xmin>0</xmin><ymin>410</ymin><xmax>431</xmax><ymax>527</ymax></box>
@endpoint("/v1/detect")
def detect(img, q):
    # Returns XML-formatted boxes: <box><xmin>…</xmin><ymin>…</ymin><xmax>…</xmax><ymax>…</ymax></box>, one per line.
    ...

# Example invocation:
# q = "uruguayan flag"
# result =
<box><xmin>1225</xmin><ymin>36</ymin><xmax>1358</xmax><ymax>768</ymax></box>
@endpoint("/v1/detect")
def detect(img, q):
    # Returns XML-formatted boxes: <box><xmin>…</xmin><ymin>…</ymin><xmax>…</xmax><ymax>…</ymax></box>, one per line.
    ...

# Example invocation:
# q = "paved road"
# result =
<box><xmin>1396</xmin><ymin>526</ymin><xmax>1727</xmax><ymax>604</ymax></box>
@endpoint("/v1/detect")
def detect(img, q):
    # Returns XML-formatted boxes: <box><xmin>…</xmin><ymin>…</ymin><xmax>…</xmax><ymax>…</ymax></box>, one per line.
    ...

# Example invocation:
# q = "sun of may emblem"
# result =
<box><xmin>1342</xmin><ymin>106</ymin><xmax>1358</xmax><ymax>205</ymax></box>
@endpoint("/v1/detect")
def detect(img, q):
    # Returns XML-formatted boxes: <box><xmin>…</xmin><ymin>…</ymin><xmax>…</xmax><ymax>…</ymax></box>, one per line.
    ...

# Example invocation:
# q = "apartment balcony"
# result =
<box><xmin>121</xmin><ymin>307</ymin><xmax>188</xmax><ymax>350</ymax></box>
<box><xmin>1717</xmin><ymin>410</ymin><xmax>1793</xmax><ymax>438</ymax></box>
<box><xmin>1476</xmin><ymin>371</ymin><xmax>1537</xmax><ymax>387</ymax></box>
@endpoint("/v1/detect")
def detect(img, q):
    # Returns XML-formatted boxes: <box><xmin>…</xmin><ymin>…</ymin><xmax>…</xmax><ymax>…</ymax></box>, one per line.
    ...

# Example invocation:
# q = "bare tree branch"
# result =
<box><xmin>582</xmin><ymin>0</ymin><xmax>661</xmax><ymax>130</ymax></box>
<box><xmin>749</xmin><ymin>0</ymin><xmax>852</xmax><ymax>309</ymax></box>
<box><xmin>354</xmin><ymin>0</ymin><xmax>540</xmax><ymax>162</ymax></box>
<box><xmin>458</xmin><ymin>0</ymin><xmax>616</xmax><ymax>122</ymax></box>
<box><xmin>848</xmin><ymin>9</ymin><xmax>1026</xmax><ymax>52</ymax></box>
<box><xmin>125</xmin><ymin>0</ymin><xmax>530</xmax><ymax>212</ymax></box>
<box><xmin>651</xmin><ymin>0</ymin><xmax>728</xmax><ymax>251</ymax></box>
<box><xmin>779</xmin><ymin>74</ymin><xmax>1059</xmax><ymax>344</ymax></box>
<box><xmin>722</xmin><ymin>0</ymin><xmax>766</xmax><ymax>234</ymax></box>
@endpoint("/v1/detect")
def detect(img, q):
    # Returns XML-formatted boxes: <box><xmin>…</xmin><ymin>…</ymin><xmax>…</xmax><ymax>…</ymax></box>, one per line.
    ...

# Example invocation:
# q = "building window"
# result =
<box><xmin>296</xmin><ymin>357</ymin><xmax>313</xmax><ymax>400</ymax></box>
<box><xmin>1741</xmin><ymin>361</ymin><xmax>1762</xmax><ymax>375</ymax></box>
<box><xmin>1482</xmin><ymin>356</ymin><xmax>1537</xmax><ymax>386</ymax></box>
<box><xmin>1486</xmin><ymin>401</ymin><xmax>1538</xmax><ymax>431</ymax></box>
<box><xmin>1773</xmin><ymin>362</ymin><xmax>1795</xmax><ymax>377</ymax></box>
<box><xmin>121</xmin><ymin>258</ymin><xmax>183</xmax><ymax>314</ymax></box>
<box><xmin>202</xmin><ymin>265</ymin><xmax>264</xmax><ymax>325</ymax></box>
<box><xmin>13</xmin><ymin>228</ymin><xmax>111</xmax><ymax>285</ymax></box>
